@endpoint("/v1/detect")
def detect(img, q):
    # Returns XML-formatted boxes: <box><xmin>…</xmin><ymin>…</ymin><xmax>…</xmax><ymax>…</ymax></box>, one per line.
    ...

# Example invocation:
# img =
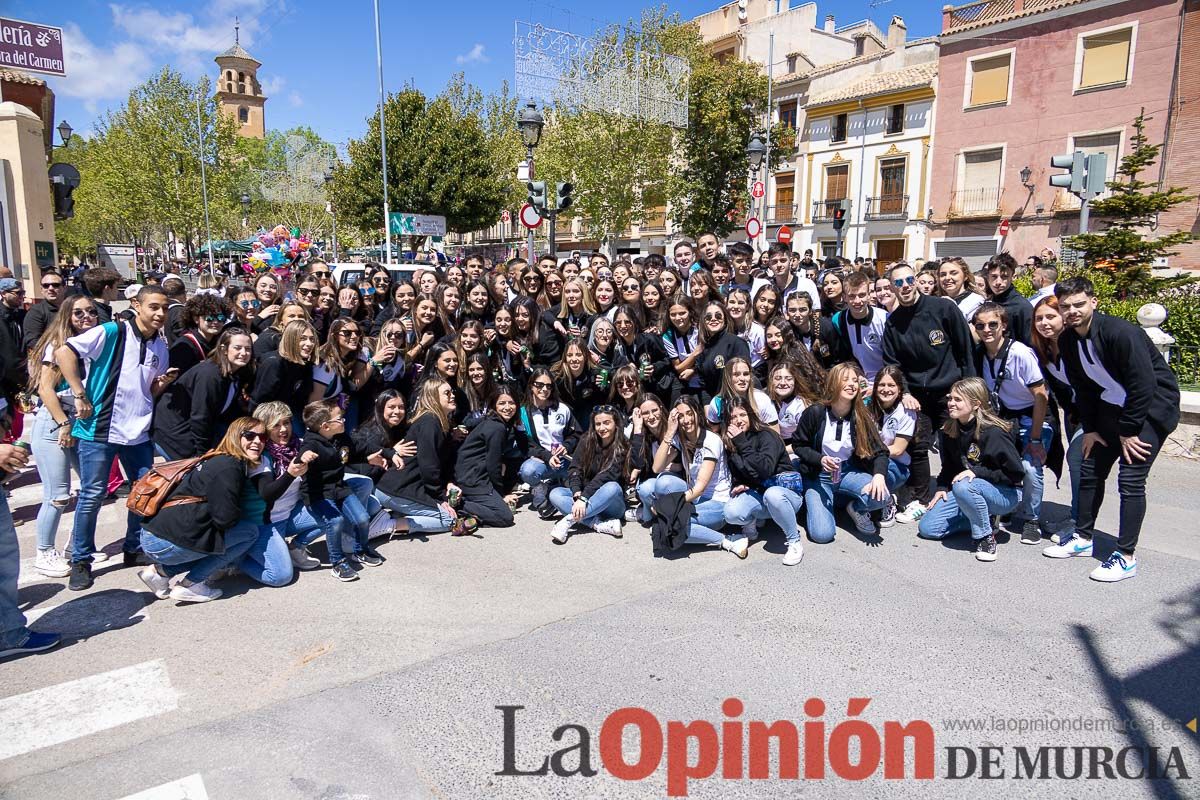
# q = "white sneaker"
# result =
<box><xmin>741</xmin><ymin>522</ymin><xmax>759</xmax><ymax>542</ymax></box>
<box><xmin>879</xmin><ymin>496</ymin><xmax>897</xmax><ymax>529</ymax></box>
<box><xmin>1042</xmin><ymin>534</ymin><xmax>1093</xmax><ymax>559</ymax></box>
<box><xmin>592</xmin><ymin>519</ymin><xmax>623</xmax><ymax>538</ymax></box>
<box><xmin>623</xmin><ymin>507</ymin><xmax>641</xmax><ymax>524</ymax></box>
<box><xmin>289</xmin><ymin>544</ymin><xmax>321</xmax><ymax>571</ymax></box>
<box><xmin>721</xmin><ymin>535</ymin><xmax>749</xmax><ymax>559</ymax></box>
<box><xmin>169</xmin><ymin>579</ymin><xmax>222</xmax><ymax>603</ymax></box>
<box><xmin>895</xmin><ymin>500</ymin><xmax>926</xmax><ymax>525</ymax></box>
<box><xmin>782</xmin><ymin>541</ymin><xmax>804</xmax><ymax>566</ymax></box>
<box><xmin>34</xmin><ymin>549</ymin><xmax>71</xmax><ymax>578</ymax></box>
<box><xmin>845</xmin><ymin>502</ymin><xmax>876</xmax><ymax>535</ymax></box>
<box><xmin>1090</xmin><ymin>551</ymin><xmax>1137</xmax><ymax>583</ymax></box>
<box><xmin>90</xmin><ymin>549</ymin><xmax>111</xmax><ymax>564</ymax></box>
<box><xmin>550</xmin><ymin>517</ymin><xmax>572</xmax><ymax>544</ymax></box>
<box><xmin>138</xmin><ymin>565</ymin><xmax>171</xmax><ymax>599</ymax></box>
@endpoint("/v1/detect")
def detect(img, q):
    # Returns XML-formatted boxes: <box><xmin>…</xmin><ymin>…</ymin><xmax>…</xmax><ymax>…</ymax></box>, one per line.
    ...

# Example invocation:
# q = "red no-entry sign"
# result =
<box><xmin>519</xmin><ymin>203</ymin><xmax>542</xmax><ymax>229</ymax></box>
<box><xmin>745</xmin><ymin>217</ymin><xmax>762</xmax><ymax>238</ymax></box>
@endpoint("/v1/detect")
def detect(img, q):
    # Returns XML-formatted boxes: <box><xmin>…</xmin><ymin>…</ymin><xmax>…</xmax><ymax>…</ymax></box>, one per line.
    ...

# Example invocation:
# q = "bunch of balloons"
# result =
<box><xmin>243</xmin><ymin>225</ymin><xmax>316</xmax><ymax>279</ymax></box>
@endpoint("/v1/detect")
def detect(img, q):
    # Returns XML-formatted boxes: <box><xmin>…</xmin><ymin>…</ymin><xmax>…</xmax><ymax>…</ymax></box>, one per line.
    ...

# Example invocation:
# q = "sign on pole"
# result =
<box><xmin>777</xmin><ymin>226</ymin><xmax>792</xmax><ymax>244</ymax></box>
<box><xmin>0</xmin><ymin>18</ymin><xmax>65</xmax><ymax>77</ymax></box>
<box><xmin>388</xmin><ymin>213</ymin><xmax>447</xmax><ymax>236</ymax></box>
<box><xmin>998</xmin><ymin>218</ymin><xmax>1011</xmax><ymax>237</ymax></box>
<box><xmin>751</xmin><ymin>181</ymin><xmax>765</xmax><ymax>199</ymax></box>
<box><xmin>519</xmin><ymin>203</ymin><xmax>542</xmax><ymax>229</ymax></box>
<box><xmin>745</xmin><ymin>217</ymin><xmax>762</xmax><ymax>239</ymax></box>
<box><xmin>500</xmin><ymin>209</ymin><xmax>511</xmax><ymax>224</ymax></box>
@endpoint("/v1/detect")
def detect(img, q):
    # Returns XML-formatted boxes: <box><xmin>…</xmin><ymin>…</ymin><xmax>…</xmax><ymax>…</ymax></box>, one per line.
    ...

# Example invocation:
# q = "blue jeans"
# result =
<box><xmin>802</xmin><ymin>470</ymin><xmax>889</xmax><ymax>544</ymax></box>
<box><xmin>651</xmin><ymin>474</ymin><xmax>727</xmax><ymax>545</ymax></box>
<box><xmin>71</xmin><ymin>439</ymin><xmax>155</xmax><ymax>562</ymax></box>
<box><xmin>310</xmin><ymin>495</ymin><xmax>370</xmax><ymax>563</ymax></box>
<box><xmin>139</xmin><ymin>521</ymin><xmax>260</xmax><ymax>583</ymax></box>
<box><xmin>1014</xmin><ymin>417</ymin><xmax>1053</xmax><ymax>522</ymax></box>
<box><xmin>266</xmin><ymin>503</ymin><xmax>341</xmax><ymax>551</ymax></box>
<box><xmin>344</xmin><ymin>474</ymin><xmax>381</xmax><ymax>517</ymax></box>
<box><xmin>918</xmin><ymin>479</ymin><xmax>1021</xmax><ymax>540</ymax></box>
<box><xmin>549</xmin><ymin>482</ymin><xmax>625</xmax><ymax>525</ymax></box>
<box><xmin>377</xmin><ymin>491</ymin><xmax>455</xmax><ymax>534</ymax></box>
<box><xmin>30</xmin><ymin>406</ymin><xmax>79</xmax><ymax>552</ymax></box>
<box><xmin>887</xmin><ymin>460</ymin><xmax>910</xmax><ymax>492</ymax></box>
<box><xmin>239</xmin><ymin>526</ymin><xmax>294</xmax><ymax>587</ymax></box>
<box><xmin>0</xmin><ymin>493</ymin><xmax>32</xmax><ymax>649</ymax></box>
<box><xmin>519</xmin><ymin>457</ymin><xmax>569</xmax><ymax>507</ymax></box>
<box><xmin>724</xmin><ymin>487</ymin><xmax>806</xmax><ymax>543</ymax></box>
<box><xmin>635</xmin><ymin>478</ymin><xmax>658</xmax><ymax>524</ymax></box>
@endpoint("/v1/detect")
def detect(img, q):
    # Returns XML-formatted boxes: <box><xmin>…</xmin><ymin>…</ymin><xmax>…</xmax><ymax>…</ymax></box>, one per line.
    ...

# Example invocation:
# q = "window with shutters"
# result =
<box><xmin>825</xmin><ymin>164</ymin><xmax>848</xmax><ymax>200</ymax></box>
<box><xmin>966</xmin><ymin>52</ymin><xmax>1012</xmax><ymax>108</ymax></box>
<box><xmin>831</xmin><ymin>113</ymin><xmax>848</xmax><ymax>143</ymax></box>
<box><xmin>773</xmin><ymin>173</ymin><xmax>796</xmax><ymax>221</ymax></box>
<box><xmin>952</xmin><ymin>148</ymin><xmax>1004</xmax><ymax>217</ymax></box>
<box><xmin>779</xmin><ymin>101</ymin><xmax>798</xmax><ymax>131</ymax></box>
<box><xmin>1076</xmin><ymin>25</ymin><xmax>1134</xmax><ymax>91</ymax></box>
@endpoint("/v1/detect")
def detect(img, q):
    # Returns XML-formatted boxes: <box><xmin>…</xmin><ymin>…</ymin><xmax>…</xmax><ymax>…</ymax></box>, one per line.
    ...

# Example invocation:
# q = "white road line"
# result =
<box><xmin>115</xmin><ymin>774</ymin><xmax>209</xmax><ymax>800</ymax></box>
<box><xmin>0</xmin><ymin>659</ymin><xmax>178</xmax><ymax>761</ymax></box>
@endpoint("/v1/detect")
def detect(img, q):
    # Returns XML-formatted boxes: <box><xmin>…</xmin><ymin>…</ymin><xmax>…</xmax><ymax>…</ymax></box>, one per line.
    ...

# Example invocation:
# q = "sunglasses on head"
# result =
<box><xmin>893</xmin><ymin>276</ymin><xmax>916</xmax><ymax>287</ymax></box>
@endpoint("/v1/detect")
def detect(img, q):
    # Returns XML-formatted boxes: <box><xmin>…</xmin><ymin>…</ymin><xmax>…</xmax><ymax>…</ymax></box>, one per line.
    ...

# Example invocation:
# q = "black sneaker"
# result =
<box><xmin>1020</xmin><ymin>520</ymin><xmax>1043</xmax><ymax>545</ymax></box>
<box><xmin>68</xmin><ymin>561</ymin><xmax>93</xmax><ymax>591</ymax></box>
<box><xmin>536</xmin><ymin>503</ymin><xmax>559</xmax><ymax>521</ymax></box>
<box><xmin>122</xmin><ymin>549</ymin><xmax>148</xmax><ymax>567</ymax></box>
<box><xmin>355</xmin><ymin>549</ymin><xmax>385</xmax><ymax>567</ymax></box>
<box><xmin>331</xmin><ymin>560</ymin><xmax>358</xmax><ymax>582</ymax></box>
<box><xmin>975</xmin><ymin>533</ymin><xmax>998</xmax><ymax>562</ymax></box>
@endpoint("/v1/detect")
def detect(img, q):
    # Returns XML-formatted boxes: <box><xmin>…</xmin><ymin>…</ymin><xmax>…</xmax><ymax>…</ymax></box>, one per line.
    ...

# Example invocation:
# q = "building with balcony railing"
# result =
<box><xmin>927</xmin><ymin>0</ymin><xmax>1181</xmax><ymax>269</ymax></box>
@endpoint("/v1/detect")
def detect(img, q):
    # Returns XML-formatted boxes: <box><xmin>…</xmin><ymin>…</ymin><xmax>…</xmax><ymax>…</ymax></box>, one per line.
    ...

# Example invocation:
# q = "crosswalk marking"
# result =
<box><xmin>115</xmin><ymin>774</ymin><xmax>209</xmax><ymax>800</ymax></box>
<box><xmin>0</xmin><ymin>659</ymin><xmax>178</xmax><ymax>761</ymax></box>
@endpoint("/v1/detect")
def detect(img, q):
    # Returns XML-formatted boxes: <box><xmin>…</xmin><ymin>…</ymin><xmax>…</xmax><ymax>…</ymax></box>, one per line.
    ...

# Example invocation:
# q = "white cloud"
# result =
<box><xmin>288</xmin><ymin>91</ymin><xmax>303</xmax><ymax>107</ymax></box>
<box><xmin>56</xmin><ymin>22</ymin><xmax>152</xmax><ymax>103</ymax></box>
<box><xmin>455</xmin><ymin>43</ymin><xmax>488</xmax><ymax>65</ymax></box>
<box><xmin>110</xmin><ymin>4</ymin><xmax>249</xmax><ymax>54</ymax></box>
<box><xmin>260</xmin><ymin>74</ymin><xmax>286</xmax><ymax>96</ymax></box>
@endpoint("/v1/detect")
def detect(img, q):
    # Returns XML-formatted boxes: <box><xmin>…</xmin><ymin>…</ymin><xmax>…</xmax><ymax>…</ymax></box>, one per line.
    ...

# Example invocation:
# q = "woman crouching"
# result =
<box><xmin>547</xmin><ymin>405</ymin><xmax>630</xmax><ymax>543</ymax></box>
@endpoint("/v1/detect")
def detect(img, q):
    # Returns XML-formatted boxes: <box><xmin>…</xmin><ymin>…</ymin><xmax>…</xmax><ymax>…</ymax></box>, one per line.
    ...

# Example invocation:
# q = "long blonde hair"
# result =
<box><xmin>942</xmin><ymin>377</ymin><xmax>1012</xmax><ymax>438</ymax></box>
<box><xmin>821</xmin><ymin>362</ymin><xmax>883</xmax><ymax>459</ymax></box>
<box><xmin>410</xmin><ymin>376</ymin><xmax>452</xmax><ymax>432</ymax></box>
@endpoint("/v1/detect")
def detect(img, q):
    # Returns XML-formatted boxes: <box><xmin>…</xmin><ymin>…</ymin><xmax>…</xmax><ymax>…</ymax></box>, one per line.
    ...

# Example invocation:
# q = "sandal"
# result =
<box><xmin>451</xmin><ymin>516</ymin><xmax>479</xmax><ymax>536</ymax></box>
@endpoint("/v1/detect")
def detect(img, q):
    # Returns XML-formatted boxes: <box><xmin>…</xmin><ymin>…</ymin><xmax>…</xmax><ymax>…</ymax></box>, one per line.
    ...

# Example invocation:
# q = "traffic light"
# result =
<box><xmin>831</xmin><ymin>199</ymin><xmax>848</xmax><ymax>231</ymax></box>
<box><xmin>1049</xmin><ymin>151</ymin><xmax>1085</xmax><ymax>194</ymax></box>
<box><xmin>49</xmin><ymin>163</ymin><xmax>81</xmax><ymax>221</ymax></box>
<box><xmin>556</xmin><ymin>181</ymin><xmax>573</xmax><ymax>213</ymax></box>
<box><xmin>1083</xmin><ymin>153</ymin><xmax>1108</xmax><ymax>198</ymax></box>
<box><xmin>527</xmin><ymin>180</ymin><xmax>547</xmax><ymax>214</ymax></box>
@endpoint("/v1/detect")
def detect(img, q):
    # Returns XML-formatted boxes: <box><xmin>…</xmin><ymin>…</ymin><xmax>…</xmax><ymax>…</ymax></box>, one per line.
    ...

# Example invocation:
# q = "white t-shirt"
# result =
<box><xmin>981</xmin><ymin>340</ymin><xmax>1044</xmax><ymax>414</ymax></box>
<box><xmin>705</xmin><ymin>389</ymin><xmax>779</xmax><ymax>427</ymax></box>
<box><xmin>66</xmin><ymin>320</ymin><xmax>167</xmax><ymax>446</ymax></box>
<box><xmin>838</xmin><ymin>307</ymin><xmax>887</xmax><ymax>380</ymax></box>
<box><xmin>776</xmin><ymin>397</ymin><xmax>808</xmax><ymax>440</ymax></box>
<box><xmin>663</xmin><ymin>327</ymin><xmax>701</xmax><ymax>388</ymax></box>
<box><xmin>671</xmin><ymin>430</ymin><xmax>731</xmax><ymax>502</ymax></box>
<box><xmin>955</xmin><ymin>291</ymin><xmax>985</xmax><ymax>321</ymax></box>
<box><xmin>878</xmin><ymin>405</ymin><xmax>916</xmax><ymax>466</ymax></box>
<box><xmin>820</xmin><ymin>410</ymin><xmax>854</xmax><ymax>463</ymax></box>
<box><xmin>741</xmin><ymin>322</ymin><xmax>766</xmax><ymax>366</ymax></box>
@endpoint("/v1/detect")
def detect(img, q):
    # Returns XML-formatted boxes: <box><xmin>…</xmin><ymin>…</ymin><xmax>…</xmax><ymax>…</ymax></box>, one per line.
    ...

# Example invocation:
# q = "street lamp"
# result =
<box><xmin>239</xmin><ymin>191</ymin><xmax>251</xmax><ymax>234</ymax></box>
<box><xmin>323</xmin><ymin>165</ymin><xmax>338</xmax><ymax>263</ymax></box>
<box><xmin>56</xmin><ymin>120</ymin><xmax>73</xmax><ymax>148</ymax></box>
<box><xmin>746</xmin><ymin>134</ymin><xmax>766</xmax><ymax>170</ymax></box>
<box><xmin>1019</xmin><ymin>165</ymin><xmax>1033</xmax><ymax>190</ymax></box>
<box><xmin>516</xmin><ymin>102</ymin><xmax>544</xmax><ymax>261</ymax></box>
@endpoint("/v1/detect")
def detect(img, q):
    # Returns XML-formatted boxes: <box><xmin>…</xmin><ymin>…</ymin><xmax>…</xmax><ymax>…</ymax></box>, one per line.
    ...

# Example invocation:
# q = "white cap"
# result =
<box><xmin>123</xmin><ymin>283</ymin><xmax>144</xmax><ymax>300</ymax></box>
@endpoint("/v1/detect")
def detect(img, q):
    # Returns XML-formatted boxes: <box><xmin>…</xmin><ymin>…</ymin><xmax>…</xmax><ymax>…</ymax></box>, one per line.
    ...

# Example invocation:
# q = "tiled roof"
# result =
<box><xmin>807</xmin><ymin>61</ymin><xmax>937</xmax><ymax>106</ymax></box>
<box><xmin>942</xmin><ymin>0</ymin><xmax>1089</xmax><ymax>35</ymax></box>
<box><xmin>216</xmin><ymin>42</ymin><xmax>260</xmax><ymax>63</ymax></box>
<box><xmin>0</xmin><ymin>69</ymin><xmax>46</xmax><ymax>86</ymax></box>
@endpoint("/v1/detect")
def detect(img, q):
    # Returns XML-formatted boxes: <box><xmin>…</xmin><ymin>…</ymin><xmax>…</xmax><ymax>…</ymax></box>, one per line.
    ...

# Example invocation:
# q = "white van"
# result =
<box><xmin>329</xmin><ymin>262</ymin><xmax>426</xmax><ymax>289</ymax></box>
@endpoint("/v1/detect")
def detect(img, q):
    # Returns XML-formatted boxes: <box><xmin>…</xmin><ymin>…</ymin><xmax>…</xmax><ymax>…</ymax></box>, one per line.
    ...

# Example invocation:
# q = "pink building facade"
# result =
<box><xmin>927</xmin><ymin>0</ymin><xmax>1181</xmax><ymax>268</ymax></box>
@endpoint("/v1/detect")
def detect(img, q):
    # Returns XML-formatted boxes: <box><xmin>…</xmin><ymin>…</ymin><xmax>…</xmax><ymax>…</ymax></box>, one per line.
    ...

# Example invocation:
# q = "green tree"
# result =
<box><xmin>329</xmin><ymin>78</ymin><xmax>512</xmax><ymax>237</ymax></box>
<box><xmin>238</xmin><ymin>126</ymin><xmax>339</xmax><ymax>240</ymax></box>
<box><xmin>1065</xmin><ymin>112</ymin><xmax>1196</xmax><ymax>295</ymax></box>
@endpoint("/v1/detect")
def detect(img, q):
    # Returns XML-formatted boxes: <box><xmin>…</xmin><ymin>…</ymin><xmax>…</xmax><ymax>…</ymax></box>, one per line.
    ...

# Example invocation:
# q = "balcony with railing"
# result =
<box><xmin>639</xmin><ymin>209</ymin><xmax>668</xmax><ymax>232</ymax></box>
<box><xmin>864</xmin><ymin>195</ymin><xmax>909</xmax><ymax>221</ymax></box>
<box><xmin>948</xmin><ymin>187</ymin><xmax>1004</xmax><ymax>219</ymax></box>
<box><xmin>942</xmin><ymin>0</ymin><xmax>1063</xmax><ymax>32</ymax></box>
<box><xmin>812</xmin><ymin>198</ymin><xmax>849</xmax><ymax>223</ymax></box>
<box><xmin>767</xmin><ymin>204</ymin><xmax>798</xmax><ymax>223</ymax></box>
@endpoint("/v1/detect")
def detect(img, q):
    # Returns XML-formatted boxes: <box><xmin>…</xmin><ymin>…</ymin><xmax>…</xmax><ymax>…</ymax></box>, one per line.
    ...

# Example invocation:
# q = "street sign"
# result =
<box><xmin>745</xmin><ymin>217</ymin><xmax>762</xmax><ymax>239</ymax></box>
<box><xmin>500</xmin><ymin>209</ymin><xmax>511</xmax><ymax>224</ymax></box>
<box><xmin>34</xmin><ymin>240</ymin><xmax>55</xmax><ymax>267</ymax></box>
<box><xmin>998</xmin><ymin>218</ymin><xmax>1011</xmax><ymax>237</ymax></box>
<box><xmin>388</xmin><ymin>213</ymin><xmax>447</xmax><ymax>236</ymax></box>
<box><xmin>777</xmin><ymin>225</ymin><xmax>793</xmax><ymax>244</ymax></box>
<box><xmin>0</xmin><ymin>17</ymin><xmax>65</xmax><ymax>77</ymax></box>
<box><xmin>519</xmin><ymin>203</ymin><xmax>542</xmax><ymax>229</ymax></box>
<box><xmin>752</xmin><ymin>181</ymin><xmax>765</xmax><ymax>199</ymax></box>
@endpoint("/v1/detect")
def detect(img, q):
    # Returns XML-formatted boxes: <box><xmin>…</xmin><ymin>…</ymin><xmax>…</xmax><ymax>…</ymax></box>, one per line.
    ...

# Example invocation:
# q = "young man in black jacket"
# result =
<box><xmin>984</xmin><ymin>253</ymin><xmax>1033</xmax><ymax>345</ymax></box>
<box><xmin>22</xmin><ymin>270</ymin><xmax>65</xmax><ymax>352</ymax></box>
<box><xmin>881</xmin><ymin>262</ymin><xmax>975</xmax><ymax>520</ymax></box>
<box><xmin>1041</xmin><ymin>277</ymin><xmax>1180</xmax><ymax>582</ymax></box>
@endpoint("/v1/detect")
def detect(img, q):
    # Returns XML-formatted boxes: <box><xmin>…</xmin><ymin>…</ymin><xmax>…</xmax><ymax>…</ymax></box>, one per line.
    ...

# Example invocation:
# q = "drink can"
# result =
<box><xmin>598</xmin><ymin>367</ymin><xmax>610</xmax><ymax>388</ymax></box>
<box><xmin>447</xmin><ymin>486</ymin><xmax>461</xmax><ymax>508</ymax></box>
<box><xmin>830</xmin><ymin>458</ymin><xmax>842</xmax><ymax>484</ymax></box>
<box><xmin>14</xmin><ymin>439</ymin><xmax>32</xmax><ymax>452</ymax></box>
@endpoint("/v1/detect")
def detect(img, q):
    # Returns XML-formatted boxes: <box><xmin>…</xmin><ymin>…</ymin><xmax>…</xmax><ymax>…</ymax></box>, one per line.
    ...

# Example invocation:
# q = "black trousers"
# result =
<box><xmin>905</xmin><ymin>386</ymin><xmax>951</xmax><ymax>506</ymax></box>
<box><xmin>1076</xmin><ymin>420</ymin><xmax>1167</xmax><ymax>555</ymax></box>
<box><xmin>461</xmin><ymin>486</ymin><xmax>515</xmax><ymax>528</ymax></box>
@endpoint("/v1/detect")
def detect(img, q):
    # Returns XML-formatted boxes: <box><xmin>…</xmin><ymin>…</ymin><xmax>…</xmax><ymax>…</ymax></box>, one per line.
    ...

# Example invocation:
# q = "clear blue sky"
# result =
<box><xmin>21</xmin><ymin>0</ymin><xmax>944</xmax><ymax>150</ymax></box>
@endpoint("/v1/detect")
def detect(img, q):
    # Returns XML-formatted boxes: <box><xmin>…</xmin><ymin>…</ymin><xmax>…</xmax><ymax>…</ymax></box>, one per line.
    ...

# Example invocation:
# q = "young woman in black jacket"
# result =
<box><xmin>252</xmin><ymin>302</ymin><xmax>309</xmax><ymax>358</ymax></box>
<box><xmin>720</xmin><ymin>399</ymin><xmax>806</xmax><ymax>566</ymax></box>
<box><xmin>917</xmin><ymin>377</ymin><xmax>1025</xmax><ymax>563</ymax></box>
<box><xmin>169</xmin><ymin>294</ymin><xmax>232</xmax><ymax>374</ymax></box>
<box><xmin>546</xmin><ymin>405</ymin><xmax>630</xmax><ymax>543</ymax></box>
<box><xmin>450</xmin><ymin>387</ymin><xmax>526</xmax><ymax>528</ymax></box>
<box><xmin>611</xmin><ymin>304</ymin><xmax>673</xmax><ymax>401</ymax></box>
<box><xmin>793</xmin><ymin>363</ymin><xmax>891</xmax><ymax>543</ymax></box>
<box><xmin>138</xmin><ymin>417</ymin><xmax>269</xmax><ymax>603</ymax></box>
<box><xmin>154</xmin><ymin>329</ymin><xmax>254</xmax><ymax>460</ymax></box>
<box><xmin>376</xmin><ymin>377</ymin><xmax>478</xmax><ymax>537</ymax></box>
<box><xmin>694</xmin><ymin>300</ymin><xmax>751</xmax><ymax>403</ymax></box>
<box><xmin>552</xmin><ymin>340</ymin><xmax>602</xmax><ymax>432</ymax></box>
<box><xmin>251</xmin><ymin>320</ymin><xmax>317</xmax><ymax>426</ymax></box>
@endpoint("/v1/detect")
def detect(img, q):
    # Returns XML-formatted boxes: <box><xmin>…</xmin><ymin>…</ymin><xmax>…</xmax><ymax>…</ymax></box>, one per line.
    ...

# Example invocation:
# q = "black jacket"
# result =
<box><xmin>347</xmin><ymin>422</ymin><xmax>403</xmax><ymax>483</ymax></box>
<box><xmin>882</xmin><ymin>293</ymin><xmax>975</xmax><ymax>393</ymax></box>
<box><xmin>166</xmin><ymin>301</ymin><xmax>186</xmax><ymax>345</ymax></box>
<box><xmin>650</xmin><ymin>492</ymin><xmax>692</xmax><ymax>553</ymax></box>
<box><xmin>454</xmin><ymin>414</ymin><xmax>524</xmax><ymax>492</ymax></box>
<box><xmin>727</xmin><ymin>428</ymin><xmax>793</xmax><ymax>489</ymax></box>
<box><xmin>0</xmin><ymin>304</ymin><xmax>25</xmax><ymax>394</ymax></box>
<box><xmin>1058</xmin><ymin>312</ymin><xmax>1180</xmax><ymax>438</ymax></box>
<box><xmin>153</xmin><ymin>360</ymin><xmax>239</xmax><ymax>460</ymax></box>
<box><xmin>790</xmin><ymin>403</ymin><xmax>889</xmax><ymax>478</ymax></box>
<box><xmin>168</xmin><ymin>330</ymin><xmax>214</xmax><ymax>374</ymax></box>
<box><xmin>936</xmin><ymin>417</ymin><xmax>1025</xmax><ymax>490</ymax></box>
<box><xmin>695</xmin><ymin>332</ymin><xmax>751</xmax><ymax>399</ymax></box>
<box><xmin>298</xmin><ymin>430</ymin><xmax>366</xmax><ymax>504</ymax></box>
<box><xmin>250</xmin><ymin>353</ymin><xmax>313</xmax><ymax>416</ymax></box>
<box><xmin>253</xmin><ymin>328</ymin><xmax>282</xmax><ymax>358</ymax></box>
<box><xmin>142</xmin><ymin>454</ymin><xmax>249</xmax><ymax>554</ymax></box>
<box><xmin>376</xmin><ymin>414</ymin><xmax>452</xmax><ymax>507</ymax></box>
<box><xmin>989</xmin><ymin>285</ymin><xmax>1033</xmax><ymax>345</ymax></box>
<box><xmin>21</xmin><ymin>300</ymin><xmax>58</xmax><ymax>352</ymax></box>
<box><xmin>613</xmin><ymin>333</ymin><xmax>673</xmax><ymax>396</ymax></box>
<box><xmin>566</xmin><ymin>440</ymin><xmax>629</xmax><ymax>497</ymax></box>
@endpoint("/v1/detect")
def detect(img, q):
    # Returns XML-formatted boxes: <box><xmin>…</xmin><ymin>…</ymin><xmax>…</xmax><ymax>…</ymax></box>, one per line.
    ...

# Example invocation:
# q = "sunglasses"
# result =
<box><xmin>309</xmin><ymin>271</ymin><xmax>331</xmax><ymax>278</ymax></box>
<box><xmin>297</xmin><ymin>288</ymin><xmax>319</xmax><ymax>297</ymax></box>
<box><xmin>42</xmin><ymin>281</ymin><xmax>64</xmax><ymax>289</ymax></box>
<box><xmin>893</xmin><ymin>276</ymin><xmax>916</xmax><ymax>287</ymax></box>
<box><xmin>617</xmin><ymin>378</ymin><xmax>638</xmax><ymax>387</ymax></box>
<box><xmin>385</xmin><ymin>331</ymin><xmax>405</xmax><ymax>339</ymax></box>
<box><xmin>373</xmin><ymin>277</ymin><xmax>390</xmax><ymax>284</ymax></box>
<box><xmin>338</xmin><ymin>330</ymin><xmax>362</xmax><ymax>339</ymax></box>
<box><xmin>622</xmin><ymin>283</ymin><xmax>640</xmax><ymax>291</ymax></box>
<box><xmin>703</xmin><ymin>313</ymin><xmax>725</xmax><ymax>321</ymax></box>
<box><xmin>973</xmin><ymin>321</ymin><xmax>1002</xmax><ymax>331</ymax></box>
<box><xmin>239</xmin><ymin>299</ymin><xmax>261</xmax><ymax>309</ymax></box>
<box><xmin>4</xmin><ymin>288</ymin><xmax>25</xmax><ymax>295</ymax></box>
<box><xmin>241</xmin><ymin>430</ymin><xmax>268</xmax><ymax>443</ymax></box>
<box><xmin>72</xmin><ymin>307</ymin><xmax>99</xmax><ymax>318</ymax></box>
<box><xmin>204</xmin><ymin>314</ymin><xmax>228</xmax><ymax>324</ymax></box>
<box><xmin>532</xmin><ymin>381</ymin><xmax>553</xmax><ymax>390</ymax></box>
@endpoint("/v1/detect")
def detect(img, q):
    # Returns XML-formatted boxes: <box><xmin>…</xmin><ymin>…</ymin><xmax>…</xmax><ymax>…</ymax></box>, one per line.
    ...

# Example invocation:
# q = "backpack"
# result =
<box><xmin>126</xmin><ymin>454</ymin><xmax>214</xmax><ymax>518</ymax></box>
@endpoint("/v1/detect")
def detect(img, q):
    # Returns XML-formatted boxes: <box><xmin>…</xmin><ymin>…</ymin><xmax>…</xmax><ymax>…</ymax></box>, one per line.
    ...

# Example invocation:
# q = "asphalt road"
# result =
<box><xmin>1</xmin><ymin>445</ymin><xmax>1197</xmax><ymax>799</ymax></box>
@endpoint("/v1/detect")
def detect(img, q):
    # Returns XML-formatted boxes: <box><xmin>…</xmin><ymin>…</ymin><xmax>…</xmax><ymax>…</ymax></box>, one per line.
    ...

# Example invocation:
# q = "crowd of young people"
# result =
<box><xmin>0</xmin><ymin>240</ymin><xmax>1181</xmax><ymax>656</ymax></box>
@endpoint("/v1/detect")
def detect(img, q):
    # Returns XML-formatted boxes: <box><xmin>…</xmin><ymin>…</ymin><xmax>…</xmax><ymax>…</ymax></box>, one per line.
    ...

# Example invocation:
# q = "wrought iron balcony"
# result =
<box><xmin>812</xmin><ymin>198</ymin><xmax>849</xmax><ymax>222</ymax></box>
<box><xmin>948</xmin><ymin>187</ymin><xmax>1004</xmax><ymax>219</ymax></box>
<box><xmin>767</xmin><ymin>204</ymin><xmax>797</xmax><ymax>223</ymax></box>
<box><xmin>864</xmin><ymin>195</ymin><xmax>909</xmax><ymax>221</ymax></box>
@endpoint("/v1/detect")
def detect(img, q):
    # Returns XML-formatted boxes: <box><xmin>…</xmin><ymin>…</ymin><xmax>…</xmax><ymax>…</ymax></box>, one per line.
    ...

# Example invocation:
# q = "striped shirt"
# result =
<box><xmin>68</xmin><ymin>320</ymin><xmax>167</xmax><ymax>446</ymax></box>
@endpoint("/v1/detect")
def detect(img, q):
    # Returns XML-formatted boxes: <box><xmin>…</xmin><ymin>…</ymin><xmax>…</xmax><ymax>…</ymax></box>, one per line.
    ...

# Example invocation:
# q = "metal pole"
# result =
<box><xmin>760</xmin><ymin>0</ymin><xmax>779</xmax><ymax>252</ymax></box>
<box><xmin>1079</xmin><ymin>197</ymin><xmax>1090</xmax><ymax>236</ymax></box>
<box><xmin>331</xmin><ymin>208</ymin><xmax>338</xmax><ymax>262</ymax></box>
<box><xmin>836</xmin><ymin>227</ymin><xmax>844</xmax><ymax>258</ymax></box>
<box><xmin>195</xmin><ymin>82</ymin><xmax>214</xmax><ymax>275</ymax></box>
<box><xmin>373</xmin><ymin>0</ymin><xmax>391</xmax><ymax>264</ymax></box>
<box><xmin>526</xmin><ymin>148</ymin><xmax>536</xmax><ymax>262</ymax></box>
